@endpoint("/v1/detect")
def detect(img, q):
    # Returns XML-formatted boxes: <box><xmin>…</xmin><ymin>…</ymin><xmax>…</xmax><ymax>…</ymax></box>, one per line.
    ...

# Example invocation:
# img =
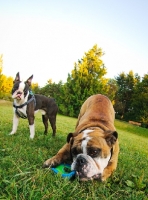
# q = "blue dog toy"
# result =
<box><xmin>51</xmin><ymin>164</ymin><xmax>76</xmax><ymax>179</ymax></box>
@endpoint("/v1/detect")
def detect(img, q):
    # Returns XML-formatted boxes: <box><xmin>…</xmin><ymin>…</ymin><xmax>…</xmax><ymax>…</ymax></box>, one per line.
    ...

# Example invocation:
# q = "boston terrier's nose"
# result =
<box><xmin>17</xmin><ymin>91</ymin><xmax>22</xmax><ymax>95</ymax></box>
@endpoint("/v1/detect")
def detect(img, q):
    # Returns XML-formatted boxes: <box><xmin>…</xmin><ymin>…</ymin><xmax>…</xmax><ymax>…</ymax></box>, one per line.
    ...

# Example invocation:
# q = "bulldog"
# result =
<box><xmin>10</xmin><ymin>72</ymin><xmax>58</xmax><ymax>139</ymax></box>
<box><xmin>43</xmin><ymin>94</ymin><xmax>119</xmax><ymax>181</ymax></box>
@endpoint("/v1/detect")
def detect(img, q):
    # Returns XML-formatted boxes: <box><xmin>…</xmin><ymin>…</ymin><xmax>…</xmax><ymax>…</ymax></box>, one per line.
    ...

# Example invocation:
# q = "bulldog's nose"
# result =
<box><xmin>77</xmin><ymin>156</ymin><xmax>87</xmax><ymax>166</ymax></box>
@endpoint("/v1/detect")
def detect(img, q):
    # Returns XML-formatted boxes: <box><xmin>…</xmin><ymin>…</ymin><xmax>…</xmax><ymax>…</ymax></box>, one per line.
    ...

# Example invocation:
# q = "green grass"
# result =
<box><xmin>0</xmin><ymin>100</ymin><xmax>148</xmax><ymax>200</ymax></box>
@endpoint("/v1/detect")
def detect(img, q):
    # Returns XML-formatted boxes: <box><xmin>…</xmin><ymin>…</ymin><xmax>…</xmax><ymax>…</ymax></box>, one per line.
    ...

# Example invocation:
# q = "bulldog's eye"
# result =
<box><xmin>88</xmin><ymin>148</ymin><xmax>101</xmax><ymax>158</ymax></box>
<box><xmin>71</xmin><ymin>147</ymin><xmax>83</xmax><ymax>156</ymax></box>
<box><xmin>71</xmin><ymin>147</ymin><xmax>78</xmax><ymax>156</ymax></box>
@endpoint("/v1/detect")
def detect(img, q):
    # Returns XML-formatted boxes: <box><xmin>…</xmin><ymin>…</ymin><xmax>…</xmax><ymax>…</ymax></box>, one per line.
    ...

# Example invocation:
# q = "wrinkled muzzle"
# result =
<box><xmin>71</xmin><ymin>154</ymin><xmax>102</xmax><ymax>181</ymax></box>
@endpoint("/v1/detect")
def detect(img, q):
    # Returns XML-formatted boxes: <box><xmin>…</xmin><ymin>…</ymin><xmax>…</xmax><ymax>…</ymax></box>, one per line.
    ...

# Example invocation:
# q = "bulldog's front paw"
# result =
<box><xmin>42</xmin><ymin>156</ymin><xmax>61</xmax><ymax>168</ymax></box>
<box><xmin>101</xmin><ymin>175</ymin><xmax>107</xmax><ymax>182</ymax></box>
<box><xmin>102</xmin><ymin>168</ymin><xmax>113</xmax><ymax>181</ymax></box>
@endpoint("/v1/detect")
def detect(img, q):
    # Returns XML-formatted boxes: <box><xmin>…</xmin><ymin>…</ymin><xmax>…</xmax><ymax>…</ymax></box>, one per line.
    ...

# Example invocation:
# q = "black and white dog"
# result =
<box><xmin>10</xmin><ymin>72</ymin><xmax>58</xmax><ymax>139</ymax></box>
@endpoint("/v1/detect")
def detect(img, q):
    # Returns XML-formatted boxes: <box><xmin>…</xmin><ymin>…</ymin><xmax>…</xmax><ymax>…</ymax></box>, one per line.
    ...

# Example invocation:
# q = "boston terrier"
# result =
<box><xmin>10</xmin><ymin>72</ymin><xmax>58</xmax><ymax>139</ymax></box>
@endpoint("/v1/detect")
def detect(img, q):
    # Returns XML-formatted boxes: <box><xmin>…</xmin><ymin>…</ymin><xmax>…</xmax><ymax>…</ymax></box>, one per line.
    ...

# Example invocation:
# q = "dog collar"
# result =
<box><xmin>13</xmin><ymin>94</ymin><xmax>36</xmax><ymax>119</ymax></box>
<box><xmin>79</xmin><ymin>126</ymin><xmax>103</xmax><ymax>134</ymax></box>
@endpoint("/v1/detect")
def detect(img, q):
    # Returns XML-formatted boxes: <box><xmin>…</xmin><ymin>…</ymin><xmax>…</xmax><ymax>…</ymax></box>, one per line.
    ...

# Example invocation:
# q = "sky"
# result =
<box><xmin>0</xmin><ymin>0</ymin><xmax>148</xmax><ymax>86</ymax></box>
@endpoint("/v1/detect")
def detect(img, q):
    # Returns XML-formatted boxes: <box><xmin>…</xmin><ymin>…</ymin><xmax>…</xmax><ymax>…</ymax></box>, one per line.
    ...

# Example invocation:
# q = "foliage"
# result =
<box><xmin>0</xmin><ymin>101</ymin><xmax>148</xmax><ymax>199</ymax></box>
<box><xmin>106</xmin><ymin>78</ymin><xmax>118</xmax><ymax>105</ymax></box>
<box><xmin>37</xmin><ymin>81</ymin><xmax>64</xmax><ymax>115</ymax></box>
<box><xmin>31</xmin><ymin>83</ymin><xmax>39</xmax><ymax>94</ymax></box>
<box><xmin>1</xmin><ymin>45</ymin><xmax>148</xmax><ymax>125</ymax></box>
<box><xmin>37</xmin><ymin>44</ymin><xmax>114</xmax><ymax>117</ymax></box>
<box><xmin>0</xmin><ymin>55</ymin><xmax>13</xmax><ymax>100</ymax></box>
<box><xmin>38</xmin><ymin>81</ymin><xmax>63</xmax><ymax>98</ymax></box>
<box><xmin>58</xmin><ymin>44</ymin><xmax>110</xmax><ymax>117</ymax></box>
<box><xmin>114</xmin><ymin>71</ymin><xmax>148</xmax><ymax>126</ymax></box>
<box><xmin>130</xmin><ymin>74</ymin><xmax>148</xmax><ymax>126</ymax></box>
<box><xmin>114</xmin><ymin>71</ymin><xmax>140</xmax><ymax>120</ymax></box>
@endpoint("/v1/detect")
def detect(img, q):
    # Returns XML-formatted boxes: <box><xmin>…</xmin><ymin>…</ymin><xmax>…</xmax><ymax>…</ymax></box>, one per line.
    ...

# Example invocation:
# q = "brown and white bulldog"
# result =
<box><xmin>43</xmin><ymin>94</ymin><xmax>119</xmax><ymax>181</ymax></box>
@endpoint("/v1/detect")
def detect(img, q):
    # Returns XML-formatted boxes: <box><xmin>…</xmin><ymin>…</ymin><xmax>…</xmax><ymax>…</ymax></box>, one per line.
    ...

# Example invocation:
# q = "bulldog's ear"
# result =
<box><xmin>25</xmin><ymin>75</ymin><xmax>33</xmax><ymax>86</ymax></box>
<box><xmin>105</xmin><ymin>131</ymin><xmax>118</xmax><ymax>147</ymax></box>
<box><xmin>67</xmin><ymin>133</ymin><xmax>73</xmax><ymax>143</ymax></box>
<box><xmin>14</xmin><ymin>72</ymin><xmax>20</xmax><ymax>83</ymax></box>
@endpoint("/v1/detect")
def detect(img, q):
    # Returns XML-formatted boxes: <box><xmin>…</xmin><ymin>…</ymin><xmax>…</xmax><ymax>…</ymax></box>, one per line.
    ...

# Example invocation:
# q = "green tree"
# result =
<box><xmin>106</xmin><ymin>78</ymin><xmax>118</xmax><ymax>105</ymax></box>
<box><xmin>131</xmin><ymin>74</ymin><xmax>148</xmax><ymax>126</ymax></box>
<box><xmin>38</xmin><ymin>81</ymin><xmax>64</xmax><ymax>113</ymax></box>
<box><xmin>114</xmin><ymin>71</ymin><xmax>140</xmax><ymax>120</ymax></box>
<box><xmin>61</xmin><ymin>44</ymin><xmax>109</xmax><ymax>117</ymax></box>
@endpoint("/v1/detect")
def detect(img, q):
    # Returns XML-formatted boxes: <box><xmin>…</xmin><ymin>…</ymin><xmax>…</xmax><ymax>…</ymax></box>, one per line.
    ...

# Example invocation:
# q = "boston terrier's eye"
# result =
<box><xmin>23</xmin><ymin>85</ymin><xmax>29</xmax><ymax>96</ymax></box>
<box><xmin>12</xmin><ymin>82</ymin><xmax>20</xmax><ymax>94</ymax></box>
<box><xmin>87</xmin><ymin>147</ymin><xmax>101</xmax><ymax>158</ymax></box>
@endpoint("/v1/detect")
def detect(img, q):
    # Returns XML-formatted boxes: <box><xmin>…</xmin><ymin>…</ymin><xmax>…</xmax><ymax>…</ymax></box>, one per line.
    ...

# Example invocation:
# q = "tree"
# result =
<box><xmin>31</xmin><ymin>82</ymin><xmax>39</xmax><ymax>94</ymax></box>
<box><xmin>0</xmin><ymin>55</ymin><xmax>13</xmax><ymax>100</ymax></box>
<box><xmin>114</xmin><ymin>71</ymin><xmax>140</xmax><ymax>120</ymax></box>
<box><xmin>131</xmin><ymin>74</ymin><xmax>148</xmax><ymax>126</ymax></box>
<box><xmin>106</xmin><ymin>78</ymin><xmax>118</xmax><ymax>105</ymax></box>
<box><xmin>0</xmin><ymin>74</ymin><xmax>13</xmax><ymax>100</ymax></box>
<box><xmin>60</xmin><ymin>44</ymin><xmax>109</xmax><ymax>117</ymax></box>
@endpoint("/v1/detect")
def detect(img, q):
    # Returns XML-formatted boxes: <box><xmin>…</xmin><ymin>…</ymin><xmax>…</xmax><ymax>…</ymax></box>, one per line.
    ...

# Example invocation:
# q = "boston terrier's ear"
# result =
<box><xmin>25</xmin><ymin>75</ymin><xmax>33</xmax><ymax>86</ymax></box>
<box><xmin>14</xmin><ymin>72</ymin><xmax>20</xmax><ymax>83</ymax></box>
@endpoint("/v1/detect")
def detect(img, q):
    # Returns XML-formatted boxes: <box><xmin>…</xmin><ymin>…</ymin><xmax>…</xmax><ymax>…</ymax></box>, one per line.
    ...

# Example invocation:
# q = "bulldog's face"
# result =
<box><xmin>12</xmin><ymin>72</ymin><xmax>33</xmax><ymax>101</ymax></box>
<box><xmin>68</xmin><ymin>130</ymin><xmax>118</xmax><ymax>181</ymax></box>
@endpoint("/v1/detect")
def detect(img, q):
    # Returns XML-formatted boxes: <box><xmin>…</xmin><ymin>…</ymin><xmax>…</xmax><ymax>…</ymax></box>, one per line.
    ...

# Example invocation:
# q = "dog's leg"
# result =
<box><xmin>43</xmin><ymin>143</ymin><xmax>71</xmax><ymax>168</ymax></box>
<box><xmin>29</xmin><ymin>124</ymin><xmax>35</xmax><ymax>139</ymax></box>
<box><xmin>102</xmin><ymin>141</ymin><xmax>119</xmax><ymax>181</ymax></box>
<box><xmin>48</xmin><ymin>115</ymin><xmax>56</xmax><ymax>136</ymax></box>
<box><xmin>42</xmin><ymin>114</ymin><xmax>48</xmax><ymax>134</ymax></box>
<box><xmin>10</xmin><ymin>114</ymin><xmax>19</xmax><ymax>135</ymax></box>
<box><xmin>28</xmin><ymin>115</ymin><xmax>35</xmax><ymax>139</ymax></box>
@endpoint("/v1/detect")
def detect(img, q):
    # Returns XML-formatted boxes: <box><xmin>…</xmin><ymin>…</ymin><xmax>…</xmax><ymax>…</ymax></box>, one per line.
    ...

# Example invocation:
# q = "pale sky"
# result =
<box><xmin>0</xmin><ymin>0</ymin><xmax>148</xmax><ymax>86</ymax></box>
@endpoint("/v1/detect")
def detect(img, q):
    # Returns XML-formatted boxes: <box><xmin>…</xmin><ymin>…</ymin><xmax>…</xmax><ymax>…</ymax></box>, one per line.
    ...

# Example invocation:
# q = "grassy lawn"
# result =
<box><xmin>0</xmin><ymin>100</ymin><xmax>148</xmax><ymax>200</ymax></box>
